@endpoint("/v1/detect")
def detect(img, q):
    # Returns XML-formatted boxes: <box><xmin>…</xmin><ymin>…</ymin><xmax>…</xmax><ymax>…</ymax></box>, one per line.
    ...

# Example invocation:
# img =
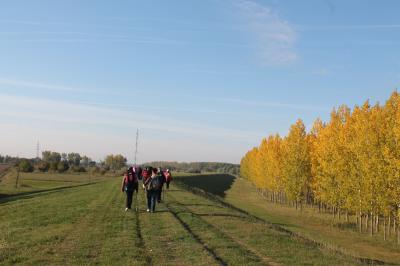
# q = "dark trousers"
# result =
<box><xmin>146</xmin><ymin>190</ymin><xmax>158</xmax><ymax>212</ymax></box>
<box><xmin>126</xmin><ymin>190</ymin><xmax>134</xmax><ymax>209</ymax></box>
<box><xmin>158</xmin><ymin>187</ymin><xmax>163</xmax><ymax>203</ymax></box>
<box><xmin>166</xmin><ymin>181</ymin><xmax>170</xmax><ymax>189</ymax></box>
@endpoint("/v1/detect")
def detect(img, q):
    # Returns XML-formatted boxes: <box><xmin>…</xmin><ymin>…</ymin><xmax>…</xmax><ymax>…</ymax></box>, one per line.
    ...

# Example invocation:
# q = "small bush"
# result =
<box><xmin>36</xmin><ymin>161</ymin><xmax>49</xmax><ymax>172</ymax></box>
<box><xmin>19</xmin><ymin>160</ymin><xmax>33</xmax><ymax>172</ymax></box>
<box><xmin>57</xmin><ymin>161</ymin><xmax>69</xmax><ymax>173</ymax></box>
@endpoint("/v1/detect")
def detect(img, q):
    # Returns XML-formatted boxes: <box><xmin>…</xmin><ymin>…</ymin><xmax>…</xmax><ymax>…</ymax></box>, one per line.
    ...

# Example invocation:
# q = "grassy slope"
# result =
<box><xmin>0</xmin><ymin>175</ymin><xmax>218</xmax><ymax>265</ymax></box>
<box><xmin>176</xmin><ymin>174</ymin><xmax>400</xmax><ymax>265</ymax></box>
<box><xmin>1</xmin><ymin>172</ymin><xmax>365</xmax><ymax>265</ymax></box>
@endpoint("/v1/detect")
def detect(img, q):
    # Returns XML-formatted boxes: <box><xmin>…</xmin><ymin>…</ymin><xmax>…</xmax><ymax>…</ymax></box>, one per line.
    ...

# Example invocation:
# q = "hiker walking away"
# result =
<box><xmin>157</xmin><ymin>168</ymin><xmax>166</xmax><ymax>203</ymax></box>
<box><xmin>121</xmin><ymin>167</ymin><xmax>139</xmax><ymax>211</ymax></box>
<box><xmin>164</xmin><ymin>169</ymin><xmax>172</xmax><ymax>189</ymax></box>
<box><xmin>135</xmin><ymin>166</ymin><xmax>143</xmax><ymax>181</ymax></box>
<box><xmin>144</xmin><ymin>167</ymin><xmax>162</xmax><ymax>213</ymax></box>
<box><xmin>141</xmin><ymin>167</ymin><xmax>150</xmax><ymax>190</ymax></box>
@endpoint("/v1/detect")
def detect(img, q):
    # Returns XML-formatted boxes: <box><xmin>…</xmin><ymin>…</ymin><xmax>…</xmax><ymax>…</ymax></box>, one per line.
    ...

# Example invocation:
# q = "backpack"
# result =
<box><xmin>148</xmin><ymin>176</ymin><xmax>162</xmax><ymax>191</ymax></box>
<box><xmin>165</xmin><ymin>172</ymin><xmax>172</xmax><ymax>182</ymax></box>
<box><xmin>125</xmin><ymin>172</ymin><xmax>138</xmax><ymax>191</ymax></box>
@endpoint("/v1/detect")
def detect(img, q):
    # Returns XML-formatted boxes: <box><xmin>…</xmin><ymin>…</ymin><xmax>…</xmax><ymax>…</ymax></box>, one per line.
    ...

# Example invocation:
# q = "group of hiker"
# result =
<box><xmin>121</xmin><ymin>166</ymin><xmax>173</xmax><ymax>213</ymax></box>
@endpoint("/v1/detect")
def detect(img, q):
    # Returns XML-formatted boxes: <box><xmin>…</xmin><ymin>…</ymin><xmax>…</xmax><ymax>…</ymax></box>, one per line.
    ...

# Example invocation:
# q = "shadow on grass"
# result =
<box><xmin>174</xmin><ymin>202</ymin><xmax>225</xmax><ymax>209</ymax></box>
<box><xmin>334</xmin><ymin>222</ymin><xmax>358</xmax><ymax>231</ymax></box>
<box><xmin>0</xmin><ymin>182</ymin><xmax>99</xmax><ymax>204</ymax></box>
<box><xmin>176</xmin><ymin>174</ymin><xmax>236</xmax><ymax>198</ymax></box>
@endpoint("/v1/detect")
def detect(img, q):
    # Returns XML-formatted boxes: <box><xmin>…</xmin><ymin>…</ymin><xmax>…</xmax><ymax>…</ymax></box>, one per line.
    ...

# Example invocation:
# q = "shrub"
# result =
<box><xmin>19</xmin><ymin>159</ymin><xmax>33</xmax><ymax>172</ymax></box>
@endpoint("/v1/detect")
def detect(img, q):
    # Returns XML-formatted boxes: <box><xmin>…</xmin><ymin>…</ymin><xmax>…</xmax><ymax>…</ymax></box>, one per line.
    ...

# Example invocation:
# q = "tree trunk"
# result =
<box><xmin>388</xmin><ymin>215</ymin><xmax>391</xmax><ymax>237</ymax></box>
<box><xmin>398</xmin><ymin>224</ymin><xmax>400</xmax><ymax>245</ymax></box>
<box><xmin>376</xmin><ymin>215</ymin><xmax>379</xmax><ymax>233</ymax></box>
<box><xmin>370</xmin><ymin>212</ymin><xmax>373</xmax><ymax>236</ymax></box>
<box><xmin>365</xmin><ymin>213</ymin><xmax>369</xmax><ymax>233</ymax></box>
<box><xmin>359</xmin><ymin>213</ymin><xmax>363</xmax><ymax>233</ymax></box>
<box><xmin>384</xmin><ymin>217</ymin><xmax>386</xmax><ymax>241</ymax></box>
<box><xmin>346</xmin><ymin>210</ymin><xmax>349</xmax><ymax>223</ymax></box>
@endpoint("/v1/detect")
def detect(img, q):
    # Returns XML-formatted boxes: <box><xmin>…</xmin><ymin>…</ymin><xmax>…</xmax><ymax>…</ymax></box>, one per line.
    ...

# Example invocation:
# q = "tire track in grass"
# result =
<box><xmin>139</xmin><ymin>188</ymin><xmax>219</xmax><ymax>265</ymax></box>
<box><xmin>174</xmin><ymin>182</ymin><xmax>374</xmax><ymax>266</ymax></box>
<box><xmin>167</xmin><ymin>193</ymin><xmax>280</xmax><ymax>266</ymax></box>
<box><xmin>163</xmin><ymin>201</ymin><xmax>228</xmax><ymax>266</ymax></box>
<box><xmin>97</xmin><ymin>185</ymin><xmax>149</xmax><ymax>265</ymax></box>
<box><xmin>132</xmin><ymin>191</ymin><xmax>152</xmax><ymax>265</ymax></box>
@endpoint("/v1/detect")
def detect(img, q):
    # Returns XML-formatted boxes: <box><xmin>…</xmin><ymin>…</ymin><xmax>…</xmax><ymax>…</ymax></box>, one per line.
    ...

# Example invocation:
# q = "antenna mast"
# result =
<box><xmin>36</xmin><ymin>141</ymin><xmax>40</xmax><ymax>159</ymax></box>
<box><xmin>134</xmin><ymin>129</ymin><xmax>139</xmax><ymax>166</ymax></box>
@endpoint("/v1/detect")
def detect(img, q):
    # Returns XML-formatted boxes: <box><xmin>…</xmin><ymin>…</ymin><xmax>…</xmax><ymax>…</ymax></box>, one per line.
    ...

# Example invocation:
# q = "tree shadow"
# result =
<box><xmin>176</xmin><ymin>174</ymin><xmax>236</xmax><ymax>198</ymax></box>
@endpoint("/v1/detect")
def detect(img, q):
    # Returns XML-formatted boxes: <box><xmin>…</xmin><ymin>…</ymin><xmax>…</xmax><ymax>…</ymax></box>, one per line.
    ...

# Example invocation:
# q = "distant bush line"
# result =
<box><xmin>143</xmin><ymin>161</ymin><xmax>239</xmax><ymax>175</ymax></box>
<box><xmin>0</xmin><ymin>152</ymin><xmax>128</xmax><ymax>175</ymax></box>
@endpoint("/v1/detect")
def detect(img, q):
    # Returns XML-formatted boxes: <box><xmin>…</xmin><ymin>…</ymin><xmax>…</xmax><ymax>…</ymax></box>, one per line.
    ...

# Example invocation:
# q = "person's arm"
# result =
<box><xmin>143</xmin><ymin>177</ymin><xmax>151</xmax><ymax>188</ymax></box>
<box><xmin>121</xmin><ymin>177</ymin><xmax>125</xmax><ymax>192</ymax></box>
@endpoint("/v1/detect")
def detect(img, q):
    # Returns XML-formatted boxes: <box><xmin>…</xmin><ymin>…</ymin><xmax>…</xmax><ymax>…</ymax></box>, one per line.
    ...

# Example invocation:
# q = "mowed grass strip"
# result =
<box><xmin>138</xmin><ymin>188</ymin><xmax>219</xmax><ymax>266</ymax></box>
<box><xmin>0</xmin><ymin>180</ymin><xmax>110</xmax><ymax>264</ymax></box>
<box><xmin>167</xmin><ymin>183</ymin><xmax>363</xmax><ymax>266</ymax></box>
<box><xmin>0</xmin><ymin>171</ymin><xmax>108</xmax><ymax>198</ymax></box>
<box><xmin>0</xmin><ymin>178</ymin><xmax>150</xmax><ymax>265</ymax></box>
<box><xmin>223</xmin><ymin>177</ymin><xmax>400</xmax><ymax>265</ymax></box>
<box><xmin>0</xmin><ymin>176</ymin><xmax>226</xmax><ymax>265</ymax></box>
<box><xmin>166</xmin><ymin>189</ymin><xmax>274</xmax><ymax>265</ymax></box>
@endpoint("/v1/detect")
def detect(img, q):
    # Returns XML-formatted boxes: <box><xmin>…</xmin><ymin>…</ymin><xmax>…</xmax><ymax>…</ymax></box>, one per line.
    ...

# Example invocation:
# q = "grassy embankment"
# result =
<box><xmin>175</xmin><ymin>173</ymin><xmax>400</xmax><ymax>265</ymax></box>
<box><xmin>1</xmin><ymin>171</ymin><xmax>366</xmax><ymax>265</ymax></box>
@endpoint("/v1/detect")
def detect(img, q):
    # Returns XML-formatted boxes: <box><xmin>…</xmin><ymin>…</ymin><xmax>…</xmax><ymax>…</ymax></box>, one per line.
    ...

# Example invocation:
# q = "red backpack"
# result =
<box><xmin>165</xmin><ymin>172</ymin><xmax>172</xmax><ymax>182</ymax></box>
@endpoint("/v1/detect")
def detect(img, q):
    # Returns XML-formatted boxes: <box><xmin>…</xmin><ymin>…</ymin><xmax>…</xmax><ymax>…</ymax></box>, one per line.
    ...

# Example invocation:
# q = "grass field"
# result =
<box><xmin>175</xmin><ymin>173</ymin><xmax>400</xmax><ymax>265</ymax></box>
<box><xmin>0</xmin><ymin>171</ymin><xmax>390</xmax><ymax>265</ymax></box>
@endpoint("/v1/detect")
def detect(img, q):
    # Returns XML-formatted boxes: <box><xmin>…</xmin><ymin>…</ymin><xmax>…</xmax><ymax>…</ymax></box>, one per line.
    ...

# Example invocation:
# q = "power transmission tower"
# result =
<box><xmin>36</xmin><ymin>141</ymin><xmax>40</xmax><ymax>160</ymax></box>
<box><xmin>134</xmin><ymin>129</ymin><xmax>139</xmax><ymax>166</ymax></box>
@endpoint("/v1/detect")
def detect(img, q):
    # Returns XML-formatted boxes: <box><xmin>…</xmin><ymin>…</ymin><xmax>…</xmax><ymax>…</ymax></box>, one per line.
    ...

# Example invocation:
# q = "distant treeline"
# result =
<box><xmin>143</xmin><ymin>161</ymin><xmax>239</xmax><ymax>175</ymax></box>
<box><xmin>0</xmin><ymin>152</ymin><xmax>127</xmax><ymax>174</ymax></box>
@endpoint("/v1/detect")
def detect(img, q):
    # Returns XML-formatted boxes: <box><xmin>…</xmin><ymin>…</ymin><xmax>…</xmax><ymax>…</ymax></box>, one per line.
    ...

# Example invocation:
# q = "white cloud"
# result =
<box><xmin>0</xmin><ymin>78</ymin><xmax>93</xmax><ymax>93</ymax></box>
<box><xmin>296</xmin><ymin>24</ymin><xmax>400</xmax><ymax>31</ymax></box>
<box><xmin>210</xmin><ymin>97</ymin><xmax>328</xmax><ymax>111</ymax></box>
<box><xmin>234</xmin><ymin>0</ymin><xmax>297</xmax><ymax>65</ymax></box>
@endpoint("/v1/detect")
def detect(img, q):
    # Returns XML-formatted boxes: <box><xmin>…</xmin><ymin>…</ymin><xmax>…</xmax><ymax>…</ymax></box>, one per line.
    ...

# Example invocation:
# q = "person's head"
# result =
<box><xmin>152</xmin><ymin>167</ymin><xmax>158</xmax><ymax>175</ymax></box>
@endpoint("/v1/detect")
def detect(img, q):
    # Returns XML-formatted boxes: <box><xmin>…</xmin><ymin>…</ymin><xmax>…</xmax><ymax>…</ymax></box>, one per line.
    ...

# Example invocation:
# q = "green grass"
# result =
<box><xmin>0</xmin><ymin>170</ymin><xmax>108</xmax><ymax>198</ymax></box>
<box><xmin>175</xmin><ymin>173</ymin><xmax>400</xmax><ymax>265</ymax></box>
<box><xmin>0</xmin><ymin>172</ymin><xmax>380</xmax><ymax>265</ymax></box>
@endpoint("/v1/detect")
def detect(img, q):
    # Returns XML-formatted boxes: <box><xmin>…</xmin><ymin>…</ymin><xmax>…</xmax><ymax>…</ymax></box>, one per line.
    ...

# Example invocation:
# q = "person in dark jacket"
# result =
<box><xmin>121</xmin><ymin>167</ymin><xmax>139</xmax><ymax>211</ymax></box>
<box><xmin>144</xmin><ymin>167</ymin><xmax>162</xmax><ymax>213</ymax></box>
<box><xmin>157</xmin><ymin>168</ymin><xmax>166</xmax><ymax>203</ymax></box>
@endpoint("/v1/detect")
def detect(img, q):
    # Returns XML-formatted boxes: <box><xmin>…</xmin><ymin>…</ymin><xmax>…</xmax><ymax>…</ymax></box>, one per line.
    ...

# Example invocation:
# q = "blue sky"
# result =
<box><xmin>1</xmin><ymin>0</ymin><xmax>399</xmax><ymax>163</ymax></box>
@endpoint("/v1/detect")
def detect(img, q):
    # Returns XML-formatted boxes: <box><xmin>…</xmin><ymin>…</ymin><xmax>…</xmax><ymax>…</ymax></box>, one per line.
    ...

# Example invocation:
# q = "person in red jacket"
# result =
<box><xmin>164</xmin><ymin>169</ymin><xmax>172</xmax><ymax>189</ymax></box>
<box><xmin>141</xmin><ymin>167</ymin><xmax>150</xmax><ymax>189</ymax></box>
<box><xmin>121</xmin><ymin>167</ymin><xmax>138</xmax><ymax>211</ymax></box>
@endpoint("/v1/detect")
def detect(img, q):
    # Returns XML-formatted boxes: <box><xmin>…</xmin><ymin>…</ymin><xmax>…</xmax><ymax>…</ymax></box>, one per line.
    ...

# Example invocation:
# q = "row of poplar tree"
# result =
<box><xmin>240</xmin><ymin>91</ymin><xmax>400</xmax><ymax>242</ymax></box>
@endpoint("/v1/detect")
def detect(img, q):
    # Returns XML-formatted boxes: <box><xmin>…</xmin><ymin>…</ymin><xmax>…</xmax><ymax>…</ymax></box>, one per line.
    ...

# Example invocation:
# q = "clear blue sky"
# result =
<box><xmin>0</xmin><ymin>0</ymin><xmax>399</xmax><ymax>163</ymax></box>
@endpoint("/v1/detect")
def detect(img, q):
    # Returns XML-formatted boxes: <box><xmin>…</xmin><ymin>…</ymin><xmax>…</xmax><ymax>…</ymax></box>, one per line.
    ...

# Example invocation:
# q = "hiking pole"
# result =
<box><xmin>135</xmin><ymin>191</ymin><xmax>139</xmax><ymax>212</ymax></box>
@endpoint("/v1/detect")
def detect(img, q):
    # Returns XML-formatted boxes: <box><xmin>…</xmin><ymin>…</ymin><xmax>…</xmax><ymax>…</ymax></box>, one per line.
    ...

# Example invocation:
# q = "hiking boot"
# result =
<box><xmin>146</xmin><ymin>209</ymin><xmax>150</xmax><ymax>212</ymax></box>
<box><xmin>125</xmin><ymin>208</ymin><xmax>129</xmax><ymax>212</ymax></box>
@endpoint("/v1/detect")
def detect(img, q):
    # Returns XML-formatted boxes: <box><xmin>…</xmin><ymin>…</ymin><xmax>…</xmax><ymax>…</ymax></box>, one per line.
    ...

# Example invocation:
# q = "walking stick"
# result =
<box><xmin>135</xmin><ymin>190</ymin><xmax>138</xmax><ymax>212</ymax></box>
